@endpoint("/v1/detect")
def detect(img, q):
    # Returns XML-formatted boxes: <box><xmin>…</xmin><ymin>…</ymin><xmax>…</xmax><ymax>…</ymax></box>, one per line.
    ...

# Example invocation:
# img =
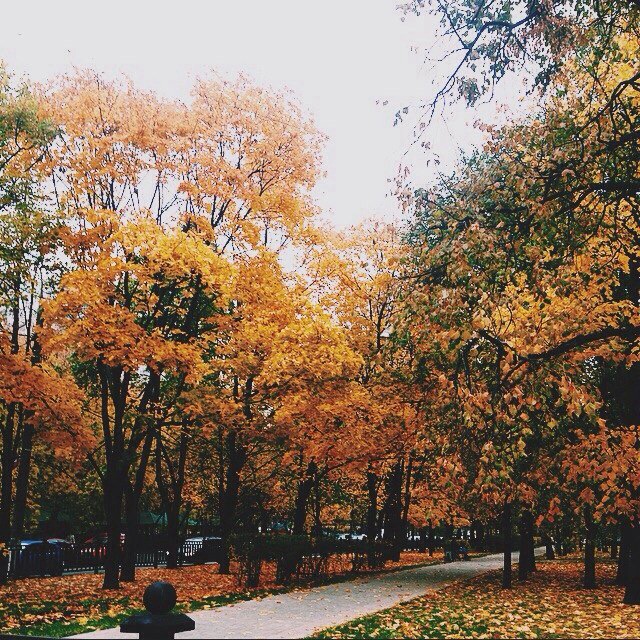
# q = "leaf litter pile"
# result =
<box><xmin>0</xmin><ymin>551</ymin><xmax>442</xmax><ymax>636</ymax></box>
<box><xmin>315</xmin><ymin>556</ymin><xmax>636</xmax><ymax>639</ymax></box>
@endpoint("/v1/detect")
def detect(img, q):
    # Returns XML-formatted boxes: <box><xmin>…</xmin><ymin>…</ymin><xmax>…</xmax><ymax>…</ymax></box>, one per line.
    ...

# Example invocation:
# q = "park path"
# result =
<box><xmin>72</xmin><ymin>549</ymin><xmax>542</xmax><ymax>640</ymax></box>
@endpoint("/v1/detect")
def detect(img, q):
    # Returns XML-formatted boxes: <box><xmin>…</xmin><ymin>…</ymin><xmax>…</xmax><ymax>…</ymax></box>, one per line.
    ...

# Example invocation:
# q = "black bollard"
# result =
<box><xmin>120</xmin><ymin>581</ymin><xmax>195</xmax><ymax>640</ymax></box>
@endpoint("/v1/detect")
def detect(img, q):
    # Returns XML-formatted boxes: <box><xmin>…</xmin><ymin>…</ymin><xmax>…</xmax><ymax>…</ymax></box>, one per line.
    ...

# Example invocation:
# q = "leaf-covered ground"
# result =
<box><xmin>314</xmin><ymin>555</ymin><xmax>633</xmax><ymax>639</ymax></box>
<box><xmin>0</xmin><ymin>551</ymin><xmax>443</xmax><ymax>637</ymax></box>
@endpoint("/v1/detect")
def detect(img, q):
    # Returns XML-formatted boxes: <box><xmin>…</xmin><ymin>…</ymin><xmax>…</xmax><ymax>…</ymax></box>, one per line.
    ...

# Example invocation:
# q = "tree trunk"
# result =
<box><xmin>525</xmin><ymin>510</ymin><xmax>536</xmax><ymax>572</ymax></box>
<box><xmin>617</xmin><ymin>521</ymin><xmax>631</xmax><ymax>586</ymax></box>
<box><xmin>120</xmin><ymin>428</ymin><xmax>155</xmax><ymax>583</ymax></box>
<box><xmin>542</xmin><ymin>532</ymin><xmax>555</xmax><ymax>559</ymax></box>
<box><xmin>400</xmin><ymin>455</ymin><xmax>413</xmax><ymax>549</ymax></box>
<box><xmin>292</xmin><ymin>461</ymin><xmax>317</xmax><ymax>536</ymax></box>
<box><xmin>419</xmin><ymin>527</ymin><xmax>427</xmax><ymax>553</ymax></box>
<box><xmin>428</xmin><ymin>521</ymin><xmax>435</xmax><ymax>556</ymax></box>
<box><xmin>155</xmin><ymin>420</ymin><xmax>189</xmax><ymax>570</ymax></box>
<box><xmin>0</xmin><ymin>404</ymin><xmax>17</xmax><ymax>585</ymax></box>
<box><xmin>166</xmin><ymin>507</ymin><xmax>180</xmax><ymax>569</ymax></box>
<box><xmin>102</xmin><ymin>472</ymin><xmax>123</xmax><ymax>589</ymax></box>
<box><xmin>502</xmin><ymin>501</ymin><xmax>512</xmax><ymax>589</ymax></box>
<box><xmin>218</xmin><ymin>431</ymin><xmax>246</xmax><ymax>574</ymax></box>
<box><xmin>471</xmin><ymin>520</ymin><xmax>485</xmax><ymax>551</ymax></box>
<box><xmin>11</xmin><ymin>421</ymin><xmax>34</xmax><ymax>541</ymax></box>
<box><xmin>624</xmin><ymin>521</ymin><xmax>640</xmax><ymax>603</ymax></box>
<box><xmin>311</xmin><ymin>473</ymin><xmax>322</xmax><ymax>537</ymax></box>
<box><xmin>0</xmin><ymin>297</ymin><xmax>22</xmax><ymax>584</ymax></box>
<box><xmin>584</xmin><ymin>506</ymin><xmax>596</xmax><ymax>589</ymax></box>
<box><xmin>555</xmin><ymin>526</ymin><xmax>564</xmax><ymax>557</ymax></box>
<box><xmin>366</xmin><ymin>469</ymin><xmax>378</xmax><ymax>567</ymax></box>
<box><xmin>382</xmin><ymin>462</ymin><xmax>403</xmax><ymax>561</ymax></box>
<box><xmin>518</xmin><ymin>511</ymin><xmax>529</xmax><ymax>581</ymax></box>
<box><xmin>12</xmin><ymin>323</ymin><xmax>42</xmax><ymax>543</ymax></box>
<box><xmin>119</xmin><ymin>488</ymin><xmax>138</xmax><ymax>582</ymax></box>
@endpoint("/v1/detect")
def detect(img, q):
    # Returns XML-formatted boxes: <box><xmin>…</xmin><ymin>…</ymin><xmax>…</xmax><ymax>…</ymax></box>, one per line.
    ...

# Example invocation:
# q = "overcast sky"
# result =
<box><xmin>1</xmin><ymin>0</ymin><xmax>498</xmax><ymax>228</ymax></box>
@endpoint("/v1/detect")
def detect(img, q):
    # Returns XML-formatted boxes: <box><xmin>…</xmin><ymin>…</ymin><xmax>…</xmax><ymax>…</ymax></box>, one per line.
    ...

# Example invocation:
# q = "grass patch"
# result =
<box><xmin>313</xmin><ymin>556</ymin><xmax>631</xmax><ymax>639</ymax></box>
<box><xmin>3</xmin><ymin>589</ymin><xmax>287</xmax><ymax>638</ymax></box>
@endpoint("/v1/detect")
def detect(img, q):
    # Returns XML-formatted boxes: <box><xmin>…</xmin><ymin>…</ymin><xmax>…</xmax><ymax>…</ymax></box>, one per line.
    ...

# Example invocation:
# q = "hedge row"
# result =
<box><xmin>230</xmin><ymin>534</ymin><xmax>392</xmax><ymax>587</ymax></box>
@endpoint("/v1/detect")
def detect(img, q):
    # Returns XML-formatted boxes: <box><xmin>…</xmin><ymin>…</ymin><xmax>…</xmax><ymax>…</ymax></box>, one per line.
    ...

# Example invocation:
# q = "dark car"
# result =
<box><xmin>83</xmin><ymin>533</ymin><xmax>125</xmax><ymax>559</ymax></box>
<box><xmin>14</xmin><ymin>540</ymin><xmax>65</xmax><ymax>577</ymax></box>
<box><xmin>180</xmin><ymin>536</ymin><xmax>222</xmax><ymax>564</ymax></box>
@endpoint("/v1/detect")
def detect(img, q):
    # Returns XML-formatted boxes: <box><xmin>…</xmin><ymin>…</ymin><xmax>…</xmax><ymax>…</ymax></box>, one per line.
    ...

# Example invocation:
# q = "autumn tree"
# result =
<box><xmin>402</xmin><ymin>30</ymin><xmax>639</xmax><ymax>596</ymax></box>
<box><xmin>0</xmin><ymin>65</ymin><xmax>85</xmax><ymax>584</ymax></box>
<box><xmin>402</xmin><ymin>0</ymin><xmax>640</xmax><ymax>113</ymax></box>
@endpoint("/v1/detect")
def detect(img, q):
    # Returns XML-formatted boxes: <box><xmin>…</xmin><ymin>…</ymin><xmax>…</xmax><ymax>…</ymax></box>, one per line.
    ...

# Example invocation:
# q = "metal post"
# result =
<box><xmin>120</xmin><ymin>581</ymin><xmax>195</xmax><ymax>640</ymax></box>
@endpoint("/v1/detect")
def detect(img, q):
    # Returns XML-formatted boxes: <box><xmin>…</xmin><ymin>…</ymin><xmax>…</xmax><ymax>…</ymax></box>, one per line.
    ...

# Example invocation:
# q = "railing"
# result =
<box><xmin>5</xmin><ymin>538</ymin><xmax>222</xmax><ymax>580</ymax></box>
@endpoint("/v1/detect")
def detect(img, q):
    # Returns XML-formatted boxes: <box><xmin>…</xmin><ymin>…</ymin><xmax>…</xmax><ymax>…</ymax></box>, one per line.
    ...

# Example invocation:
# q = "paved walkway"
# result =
<box><xmin>72</xmin><ymin>549</ymin><xmax>542</xmax><ymax>639</ymax></box>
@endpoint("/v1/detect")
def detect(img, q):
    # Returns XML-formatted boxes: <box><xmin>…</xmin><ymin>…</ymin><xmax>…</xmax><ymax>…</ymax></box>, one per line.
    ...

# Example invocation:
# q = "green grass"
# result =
<box><xmin>310</xmin><ymin>557</ymin><xmax>621</xmax><ymax>639</ymax></box>
<box><xmin>311</xmin><ymin>602</ymin><xmax>492</xmax><ymax>639</ymax></box>
<box><xmin>3</xmin><ymin>589</ymin><xmax>284</xmax><ymax>638</ymax></box>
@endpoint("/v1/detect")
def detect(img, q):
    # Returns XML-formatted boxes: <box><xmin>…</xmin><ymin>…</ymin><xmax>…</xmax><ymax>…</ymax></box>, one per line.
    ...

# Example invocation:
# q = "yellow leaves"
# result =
<box><xmin>263</xmin><ymin>310</ymin><xmax>362</xmax><ymax>387</ymax></box>
<box><xmin>0</xmin><ymin>334</ymin><xmax>86</xmax><ymax>448</ymax></box>
<box><xmin>42</xmin><ymin>69</ymin><xmax>324</xmax><ymax>259</ymax></box>
<box><xmin>43</xmin><ymin>210</ymin><xmax>235</xmax><ymax>380</ymax></box>
<box><xmin>319</xmin><ymin>559</ymin><xmax>635</xmax><ymax>640</ymax></box>
<box><xmin>618</xmin><ymin>252</ymin><xmax>631</xmax><ymax>273</ymax></box>
<box><xmin>579</xmin><ymin>487</ymin><xmax>596</xmax><ymax>504</ymax></box>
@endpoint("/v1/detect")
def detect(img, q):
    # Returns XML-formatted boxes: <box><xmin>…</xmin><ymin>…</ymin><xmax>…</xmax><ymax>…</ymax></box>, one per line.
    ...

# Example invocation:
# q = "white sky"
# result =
<box><xmin>1</xmin><ymin>0</ymin><xmax>501</xmax><ymax>228</ymax></box>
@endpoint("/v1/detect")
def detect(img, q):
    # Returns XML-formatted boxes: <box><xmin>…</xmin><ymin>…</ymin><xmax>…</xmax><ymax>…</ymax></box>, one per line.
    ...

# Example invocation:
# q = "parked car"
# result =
<box><xmin>335</xmin><ymin>532</ymin><xmax>367</xmax><ymax>541</ymax></box>
<box><xmin>13</xmin><ymin>539</ymin><xmax>65</xmax><ymax>577</ymax></box>
<box><xmin>83</xmin><ymin>533</ymin><xmax>125</xmax><ymax>559</ymax></box>
<box><xmin>180</xmin><ymin>536</ymin><xmax>222</xmax><ymax>564</ymax></box>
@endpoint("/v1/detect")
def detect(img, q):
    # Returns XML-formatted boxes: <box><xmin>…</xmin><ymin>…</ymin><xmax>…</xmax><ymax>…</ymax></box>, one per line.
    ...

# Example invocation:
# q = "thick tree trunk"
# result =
<box><xmin>555</xmin><ymin>526</ymin><xmax>565</xmax><ymax>557</ymax></box>
<box><xmin>543</xmin><ymin>532</ymin><xmax>555</xmax><ymax>559</ymax></box>
<box><xmin>166</xmin><ymin>507</ymin><xmax>180</xmax><ymax>569</ymax></box>
<box><xmin>13</xmin><ymin>325</ymin><xmax>42</xmax><ymax>543</ymax></box>
<box><xmin>419</xmin><ymin>527</ymin><xmax>427</xmax><ymax>553</ymax></box>
<box><xmin>471</xmin><ymin>520</ymin><xmax>485</xmax><ymax>551</ymax></box>
<box><xmin>502</xmin><ymin>501</ymin><xmax>512</xmax><ymax>589</ymax></box>
<box><xmin>0</xmin><ymin>299</ymin><xmax>22</xmax><ymax>584</ymax></box>
<box><xmin>366</xmin><ymin>469</ymin><xmax>378</xmax><ymax>541</ymax></box>
<box><xmin>382</xmin><ymin>462</ymin><xmax>404</xmax><ymax>561</ymax></box>
<box><xmin>400</xmin><ymin>456</ymin><xmax>413</xmax><ymax>550</ymax></box>
<box><xmin>292</xmin><ymin>461</ymin><xmax>317</xmax><ymax>536</ymax></box>
<box><xmin>366</xmin><ymin>469</ymin><xmax>378</xmax><ymax>567</ymax></box>
<box><xmin>119</xmin><ymin>489</ymin><xmax>138</xmax><ymax>582</ymax></box>
<box><xmin>311</xmin><ymin>473</ymin><xmax>322</xmax><ymax>537</ymax></box>
<box><xmin>428</xmin><ymin>521</ymin><xmax>435</xmax><ymax>556</ymax></box>
<box><xmin>0</xmin><ymin>404</ymin><xmax>16</xmax><ymax>585</ymax></box>
<box><xmin>218</xmin><ymin>378</ymin><xmax>252</xmax><ymax>574</ymax></box>
<box><xmin>518</xmin><ymin>511</ymin><xmax>530</xmax><ymax>581</ymax></box>
<box><xmin>120</xmin><ymin>428</ymin><xmax>155</xmax><ymax>583</ymax></box>
<box><xmin>525</xmin><ymin>510</ymin><xmax>536</xmax><ymax>572</ymax></box>
<box><xmin>102</xmin><ymin>473</ymin><xmax>123</xmax><ymax>589</ymax></box>
<box><xmin>584</xmin><ymin>506</ymin><xmax>596</xmax><ymax>589</ymax></box>
<box><xmin>155</xmin><ymin>421</ymin><xmax>189</xmax><ymax>570</ymax></box>
<box><xmin>11</xmin><ymin>421</ymin><xmax>34</xmax><ymax>541</ymax></box>
<box><xmin>624</xmin><ymin>521</ymin><xmax>640</xmax><ymax>603</ymax></box>
<box><xmin>617</xmin><ymin>521</ymin><xmax>631</xmax><ymax>585</ymax></box>
<box><xmin>218</xmin><ymin>431</ymin><xmax>246</xmax><ymax>574</ymax></box>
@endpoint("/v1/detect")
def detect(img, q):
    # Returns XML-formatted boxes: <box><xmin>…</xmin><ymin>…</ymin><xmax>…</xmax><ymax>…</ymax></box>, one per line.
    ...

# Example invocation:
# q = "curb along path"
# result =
<box><xmin>72</xmin><ymin>549</ymin><xmax>543</xmax><ymax>640</ymax></box>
